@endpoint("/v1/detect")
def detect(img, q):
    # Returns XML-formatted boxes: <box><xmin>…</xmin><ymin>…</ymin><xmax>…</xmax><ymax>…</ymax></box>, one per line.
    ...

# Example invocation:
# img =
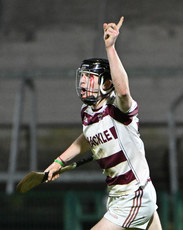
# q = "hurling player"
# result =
<box><xmin>45</xmin><ymin>17</ymin><xmax>162</xmax><ymax>230</ymax></box>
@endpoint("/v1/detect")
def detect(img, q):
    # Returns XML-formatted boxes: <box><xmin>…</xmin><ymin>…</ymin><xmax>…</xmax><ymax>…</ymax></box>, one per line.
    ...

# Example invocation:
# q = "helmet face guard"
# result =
<box><xmin>76</xmin><ymin>58</ymin><xmax>113</xmax><ymax>105</ymax></box>
<box><xmin>76</xmin><ymin>70</ymin><xmax>100</xmax><ymax>105</ymax></box>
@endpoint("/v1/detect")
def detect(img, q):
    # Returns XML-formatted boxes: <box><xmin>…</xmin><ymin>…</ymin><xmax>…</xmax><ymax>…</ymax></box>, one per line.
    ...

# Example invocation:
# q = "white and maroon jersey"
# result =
<box><xmin>81</xmin><ymin>94</ymin><xmax>150</xmax><ymax>196</ymax></box>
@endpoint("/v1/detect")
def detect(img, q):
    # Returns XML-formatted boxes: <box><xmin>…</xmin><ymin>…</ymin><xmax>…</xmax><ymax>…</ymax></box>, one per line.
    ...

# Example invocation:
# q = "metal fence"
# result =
<box><xmin>0</xmin><ymin>190</ymin><xmax>183</xmax><ymax>230</ymax></box>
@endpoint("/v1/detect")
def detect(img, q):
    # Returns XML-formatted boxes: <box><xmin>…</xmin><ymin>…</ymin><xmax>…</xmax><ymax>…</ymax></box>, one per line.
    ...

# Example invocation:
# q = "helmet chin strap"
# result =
<box><xmin>99</xmin><ymin>76</ymin><xmax>114</xmax><ymax>95</ymax></box>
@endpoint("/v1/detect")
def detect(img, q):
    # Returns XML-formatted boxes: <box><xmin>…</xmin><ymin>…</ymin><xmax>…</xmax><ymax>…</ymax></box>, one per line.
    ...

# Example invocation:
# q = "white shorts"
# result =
<box><xmin>104</xmin><ymin>180</ymin><xmax>157</xmax><ymax>229</ymax></box>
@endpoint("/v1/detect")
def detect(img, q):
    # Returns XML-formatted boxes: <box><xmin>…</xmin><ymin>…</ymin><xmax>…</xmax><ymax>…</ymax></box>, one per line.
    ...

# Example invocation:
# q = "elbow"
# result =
<box><xmin>117</xmin><ymin>89</ymin><xmax>129</xmax><ymax>99</ymax></box>
<box><xmin>118</xmin><ymin>94</ymin><xmax>129</xmax><ymax>104</ymax></box>
<box><xmin>116</xmin><ymin>93</ymin><xmax>132</xmax><ymax>112</ymax></box>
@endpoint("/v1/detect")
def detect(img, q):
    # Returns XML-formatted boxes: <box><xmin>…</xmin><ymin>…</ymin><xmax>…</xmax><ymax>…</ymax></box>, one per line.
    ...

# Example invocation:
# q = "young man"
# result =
<box><xmin>44</xmin><ymin>17</ymin><xmax>162</xmax><ymax>230</ymax></box>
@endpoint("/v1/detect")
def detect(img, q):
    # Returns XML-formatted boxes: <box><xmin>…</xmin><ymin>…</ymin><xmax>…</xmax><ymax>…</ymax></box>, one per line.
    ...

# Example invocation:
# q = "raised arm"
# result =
<box><xmin>44</xmin><ymin>133</ymin><xmax>90</xmax><ymax>182</ymax></box>
<box><xmin>103</xmin><ymin>17</ymin><xmax>133</xmax><ymax>112</ymax></box>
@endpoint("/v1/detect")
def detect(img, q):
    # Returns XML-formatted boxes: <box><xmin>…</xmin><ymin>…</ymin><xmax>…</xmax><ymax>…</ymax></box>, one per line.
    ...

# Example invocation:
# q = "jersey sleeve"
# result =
<box><xmin>128</xmin><ymin>99</ymin><xmax>138</xmax><ymax>116</ymax></box>
<box><xmin>113</xmin><ymin>96</ymin><xmax>138</xmax><ymax>117</ymax></box>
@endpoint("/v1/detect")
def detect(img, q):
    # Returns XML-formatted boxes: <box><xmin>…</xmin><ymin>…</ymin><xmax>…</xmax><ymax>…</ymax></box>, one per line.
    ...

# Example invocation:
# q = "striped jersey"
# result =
<box><xmin>81</xmin><ymin>94</ymin><xmax>150</xmax><ymax>196</ymax></box>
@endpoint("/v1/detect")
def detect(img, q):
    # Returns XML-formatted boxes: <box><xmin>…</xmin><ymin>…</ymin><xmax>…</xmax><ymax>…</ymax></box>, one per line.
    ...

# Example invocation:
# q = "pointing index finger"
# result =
<box><xmin>117</xmin><ymin>16</ymin><xmax>124</xmax><ymax>30</ymax></box>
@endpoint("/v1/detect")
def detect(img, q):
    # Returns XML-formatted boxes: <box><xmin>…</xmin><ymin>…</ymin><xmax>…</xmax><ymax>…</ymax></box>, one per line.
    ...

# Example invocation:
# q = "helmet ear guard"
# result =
<box><xmin>76</xmin><ymin>58</ymin><xmax>114</xmax><ymax>105</ymax></box>
<box><xmin>99</xmin><ymin>76</ymin><xmax>114</xmax><ymax>95</ymax></box>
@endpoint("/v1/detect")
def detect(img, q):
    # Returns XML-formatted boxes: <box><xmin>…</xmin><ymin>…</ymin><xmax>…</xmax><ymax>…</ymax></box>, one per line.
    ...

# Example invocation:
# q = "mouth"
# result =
<box><xmin>80</xmin><ymin>87</ymin><xmax>86</xmax><ymax>92</ymax></box>
<box><xmin>80</xmin><ymin>87</ymin><xmax>87</xmax><ymax>98</ymax></box>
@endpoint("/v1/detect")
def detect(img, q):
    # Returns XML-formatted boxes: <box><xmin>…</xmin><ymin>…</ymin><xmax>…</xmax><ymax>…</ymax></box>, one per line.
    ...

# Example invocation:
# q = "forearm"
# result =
<box><xmin>106</xmin><ymin>46</ymin><xmax>132</xmax><ymax>111</ymax></box>
<box><xmin>57</xmin><ymin>133</ymin><xmax>90</xmax><ymax>163</ymax></box>
<box><xmin>106</xmin><ymin>45</ymin><xmax>130</xmax><ymax>96</ymax></box>
<box><xmin>44</xmin><ymin>133</ymin><xmax>90</xmax><ymax>181</ymax></box>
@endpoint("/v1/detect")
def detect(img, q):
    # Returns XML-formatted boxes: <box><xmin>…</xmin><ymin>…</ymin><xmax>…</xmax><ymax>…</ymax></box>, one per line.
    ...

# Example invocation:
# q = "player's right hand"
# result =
<box><xmin>44</xmin><ymin>161</ymin><xmax>62</xmax><ymax>182</ymax></box>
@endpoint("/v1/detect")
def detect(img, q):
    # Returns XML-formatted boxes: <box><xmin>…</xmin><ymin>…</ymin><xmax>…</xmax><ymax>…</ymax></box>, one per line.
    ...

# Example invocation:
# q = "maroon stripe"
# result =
<box><xmin>128</xmin><ymin>189</ymin><xmax>143</xmax><ymax>227</ymax></box>
<box><xmin>109</xmin><ymin>126</ymin><xmax>118</xmax><ymax>139</ymax></box>
<box><xmin>123</xmin><ymin>189</ymin><xmax>139</xmax><ymax>227</ymax></box>
<box><xmin>124</xmin><ymin>188</ymin><xmax>143</xmax><ymax>228</ymax></box>
<box><xmin>81</xmin><ymin>105</ymin><xmax>88</xmax><ymax>118</ymax></box>
<box><xmin>128</xmin><ymin>105</ymin><xmax>139</xmax><ymax>117</ymax></box>
<box><xmin>106</xmin><ymin>170</ymin><xmax>136</xmax><ymax>186</ymax></box>
<box><xmin>81</xmin><ymin>104</ymin><xmax>138</xmax><ymax>126</ymax></box>
<box><xmin>96</xmin><ymin>151</ymin><xmax>127</xmax><ymax>169</ymax></box>
<box><xmin>82</xmin><ymin>112</ymin><xmax>99</xmax><ymax>126</ymax></box>
<box><xmin>105</xmin><ymin>104</ymin><xmax>132</xmax><ymax>125</ymax></box>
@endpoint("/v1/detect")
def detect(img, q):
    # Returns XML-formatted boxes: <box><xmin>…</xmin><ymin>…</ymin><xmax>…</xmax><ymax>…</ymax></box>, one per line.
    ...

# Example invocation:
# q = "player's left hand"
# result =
<box><xmin>103</xmin><ymin>16</ymin><xmax>124</xmax><ymax>48</ymax></box>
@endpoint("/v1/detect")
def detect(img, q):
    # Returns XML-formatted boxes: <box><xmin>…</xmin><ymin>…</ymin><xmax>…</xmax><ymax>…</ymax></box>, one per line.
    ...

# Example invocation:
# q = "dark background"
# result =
<box><xmin>0</xmin><ymin>1</ymin><xmax>182</xmax><ymax>229</ymax></box>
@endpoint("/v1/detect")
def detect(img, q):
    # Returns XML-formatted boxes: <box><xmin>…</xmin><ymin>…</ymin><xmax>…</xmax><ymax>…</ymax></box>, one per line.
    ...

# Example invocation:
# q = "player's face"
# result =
<box><xmin>80</xmin><ymin>72</ymin><xmax>100</xmax><ymax>99</ymax></box>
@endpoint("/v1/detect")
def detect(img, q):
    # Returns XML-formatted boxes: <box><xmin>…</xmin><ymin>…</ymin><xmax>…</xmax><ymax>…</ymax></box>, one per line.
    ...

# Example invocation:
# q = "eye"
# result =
<box><xmin>81</xmin><ymin>73</ymin><xmax>89</xmax><ymax>78</ymax></box>
<box><xmin>89</xmin><ymin>74</ymin><xmax>94</xmax><ymax>79</ymax></box>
